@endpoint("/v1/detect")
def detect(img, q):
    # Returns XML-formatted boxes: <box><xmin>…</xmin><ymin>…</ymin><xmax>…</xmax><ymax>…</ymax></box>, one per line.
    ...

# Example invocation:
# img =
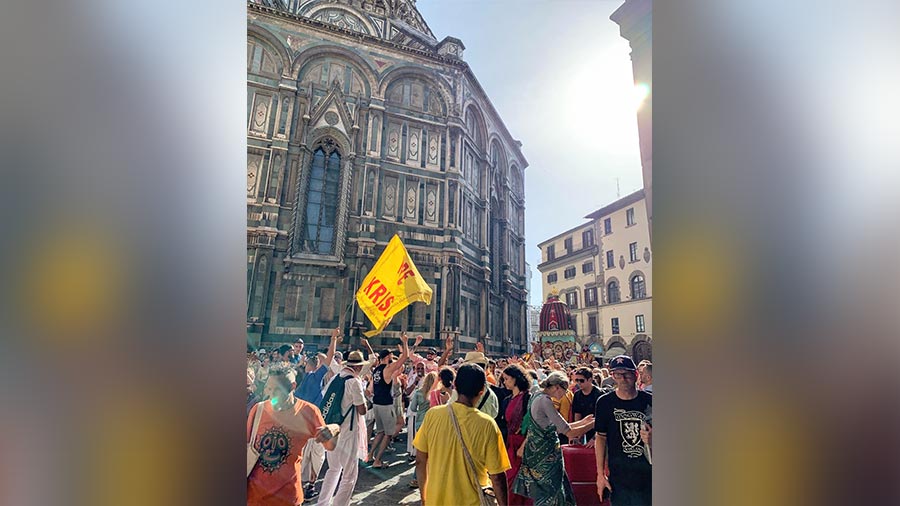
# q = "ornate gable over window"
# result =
<box><xmin>257</xmin><ymin>0</ymin><xmax>447</xmax><ymax>53</ymax></box>
<box><xmin>310</xmin><ymin>8</ymin><xmax>371</xmax><ymax>35</ymax></box>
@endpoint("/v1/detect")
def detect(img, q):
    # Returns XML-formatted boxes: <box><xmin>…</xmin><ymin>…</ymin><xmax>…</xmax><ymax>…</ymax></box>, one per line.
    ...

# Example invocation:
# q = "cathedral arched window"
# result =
<box><xmin>510</xmin><ymin>165</ymin><xmax>524</xmax><ymax>196</ymax></box>
<box><xmin>302</xmin><ymin>140</ymin><xmax>342</xmax><ymax>254</ymax></box>
<box><xmin>490</xmin><ymin>141</ymin><xmax>506</xmax><ymax>172</ymax></box>
<box><xmin>464</xmin><ymin>105</ymin><xmax>485</xmax><ymax>149</ymax></box>
<box><xmin>630</xmin><ymin>274</ymin><xmax>646</xmax><ymax>300</ymax></box>
<box><xmin>607</xmin><ymin>280</ymin><xmax>621</xmax><ymax>303</ymax></box>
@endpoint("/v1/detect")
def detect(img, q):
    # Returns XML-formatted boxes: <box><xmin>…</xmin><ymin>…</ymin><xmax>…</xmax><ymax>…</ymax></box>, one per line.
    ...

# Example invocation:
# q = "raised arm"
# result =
<box><xmin>410</xmin><ymin>334</ymin><xmax>424</xmax><ymax>355</ymax></box>
<box><xmin>324</xmin><ymin>327</ymin><xmax>341</xmax><ymax>366</ymax></box>
<box><xmin>384</xmin><ymin>333</ymin><xmax>410</xmax><ymax>379</ymax></box>
<box><xmin>360</xmin><ymin>337</ymin><xmax>375</xmax><ymax>361</ymax></box>
<box><xmin>437</xmin><ymin>334</ymin><xmax>454</xmax><ymax>367</ymax></box>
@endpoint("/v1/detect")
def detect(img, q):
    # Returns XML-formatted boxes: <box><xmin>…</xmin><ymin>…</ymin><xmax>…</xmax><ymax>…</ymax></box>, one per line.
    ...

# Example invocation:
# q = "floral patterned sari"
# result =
<box><xmin>512</xmin><ymin>393</ymin><xmax>574</xmax><ymax>506</ymax></box>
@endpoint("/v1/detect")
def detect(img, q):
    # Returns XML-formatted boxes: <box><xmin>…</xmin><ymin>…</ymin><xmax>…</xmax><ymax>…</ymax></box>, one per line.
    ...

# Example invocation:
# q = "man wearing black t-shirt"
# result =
<box><xmin>571</xmin><ymin>367</ymin><xmax>603</xmax><ymax>445</ymax></box>
<box><xmin>594</xmin><ymin>355</ymin><xmax>652</xmax><ymax>506</ymax></box>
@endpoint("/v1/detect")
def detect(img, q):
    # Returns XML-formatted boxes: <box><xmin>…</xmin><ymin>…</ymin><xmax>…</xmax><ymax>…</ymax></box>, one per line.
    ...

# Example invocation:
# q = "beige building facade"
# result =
<box><xmin>537</xmin><ymin>222</ymin><xmax>600</xmax><ymax>343</ymax></box>
<box><xmin>538</xmin><ymin>189</ymin><xmax>651</xmax><ymax>362</ymax></box>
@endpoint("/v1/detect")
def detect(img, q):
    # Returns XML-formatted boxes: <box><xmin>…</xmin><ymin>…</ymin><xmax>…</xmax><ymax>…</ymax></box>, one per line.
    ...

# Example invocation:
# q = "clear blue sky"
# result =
<box><xmin>417</xmin><ymin>0</ymin><xmax>645</xmax><ymax>305</ymax></box>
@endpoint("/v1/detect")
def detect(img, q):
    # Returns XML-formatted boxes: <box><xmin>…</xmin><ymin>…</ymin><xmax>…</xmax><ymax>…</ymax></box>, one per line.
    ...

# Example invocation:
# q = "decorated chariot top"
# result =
<box><xmin>538</xmin><ymin>288</ymin><xmax>575</xmax><ymax>335</ymax></box>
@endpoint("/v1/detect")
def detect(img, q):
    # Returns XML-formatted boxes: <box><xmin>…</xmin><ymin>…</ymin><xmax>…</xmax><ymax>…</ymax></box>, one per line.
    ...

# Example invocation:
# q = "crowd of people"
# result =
<box><xmin>247</xmin><ymin>330</ymin><xmax>653</xmax><ymax>506</ymax></box>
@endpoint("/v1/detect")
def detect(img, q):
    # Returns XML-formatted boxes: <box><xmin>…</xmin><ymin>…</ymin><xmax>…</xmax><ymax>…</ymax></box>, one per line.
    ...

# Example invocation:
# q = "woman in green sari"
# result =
<box><xmin>513</xmin><ymin>371</ymin><xmax>595</xmax><ymax>506</ymax></box>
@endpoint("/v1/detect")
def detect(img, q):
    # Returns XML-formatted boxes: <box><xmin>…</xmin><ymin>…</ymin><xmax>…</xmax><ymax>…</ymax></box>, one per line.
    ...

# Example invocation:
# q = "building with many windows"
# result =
<box><xmin>246</xmin><ymin>0</ymin><xmax>529</xmax><ymax>355</ymax></box>
<box><xmin>537</xmin><ymin>190</ymin><xmax>651</xmax><ymax>362</ymax></box>
<box><xmin>537</xmin><ymin>222</ymin><xmax>599</xmax><ymax>343</ymax></box>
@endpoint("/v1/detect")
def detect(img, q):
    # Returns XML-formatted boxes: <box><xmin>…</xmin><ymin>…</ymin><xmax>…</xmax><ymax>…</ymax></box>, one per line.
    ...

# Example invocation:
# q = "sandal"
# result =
<box><xmin>408</xmin><ymin>479</ymin><xmax>418</xmax><ymax>489</ymax></box>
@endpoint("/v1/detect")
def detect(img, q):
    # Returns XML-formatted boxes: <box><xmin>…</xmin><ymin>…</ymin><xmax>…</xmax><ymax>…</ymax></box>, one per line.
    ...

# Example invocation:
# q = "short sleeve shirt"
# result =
<box><xmin>247</xmin><ymin>399</ymin><xmax>325</xmax><ymax>505</ymax></box>
<box><xmin>572</xmin><ymin>386</ymin><xmax>602</xmax><ymax>439</ymax></box>
<box><xmin>413</xmin><ymin>403</ymin><xmax>510</xmax><ymax>506</ymax></box>
<box><xmin>593</xmin><ymin>390</ymin><xmax>652</xmax><ymax>489</ymax></box>
<box><xmin>296</xmin><ymin>366</ymin><xmax>328</xmax><ymax>405</ymax></box>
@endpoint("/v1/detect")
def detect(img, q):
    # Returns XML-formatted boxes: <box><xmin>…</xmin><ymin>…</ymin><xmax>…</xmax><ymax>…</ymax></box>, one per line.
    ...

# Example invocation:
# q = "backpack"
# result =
<box><xmin>318</xmin><ymin>374</ymin><xmax>356</xmax><ymax>431</ymax></box>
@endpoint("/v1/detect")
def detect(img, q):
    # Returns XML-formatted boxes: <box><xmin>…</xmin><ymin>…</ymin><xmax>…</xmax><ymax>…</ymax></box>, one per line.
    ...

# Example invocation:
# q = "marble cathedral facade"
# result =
<box><xmin>247</xmin><ymin>0</ymin><xmax>528</xmax><ymax>354</ymax></box>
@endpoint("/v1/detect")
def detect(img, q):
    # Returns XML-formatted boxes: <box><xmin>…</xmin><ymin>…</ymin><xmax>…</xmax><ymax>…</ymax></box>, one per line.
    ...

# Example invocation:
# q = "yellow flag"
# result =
<box><xmin>356</xmin><ymin>235</ymin><xmax>433</xmax><ymax>337</ymax></box>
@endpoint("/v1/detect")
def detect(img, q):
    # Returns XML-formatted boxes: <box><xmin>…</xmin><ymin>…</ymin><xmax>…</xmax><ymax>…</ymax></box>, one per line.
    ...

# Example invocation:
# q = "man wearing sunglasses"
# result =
<box><xmin>594</xmin><ymin>355</ymin><xmax>652</xmax><ymax>506</ymax></box>
<box><xmin>571</xmin><ymin>367</ymin><xmax>603</xmax><ymax>447</ymax></box>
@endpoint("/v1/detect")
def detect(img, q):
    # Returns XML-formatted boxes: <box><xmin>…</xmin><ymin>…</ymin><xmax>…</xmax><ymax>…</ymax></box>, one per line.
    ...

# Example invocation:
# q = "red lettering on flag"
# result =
<box><xmin>378</xmin><ymin>295</ymin><xmax>394</xmax><ymax>314</ymax></box>
<box><xmin>363</xmin><ymin>278</ymin><xmax>380</xmax><ymax>295</ymax></box>
<box><xmin>369</xmin><ymin>283</ymin><xmax>388</xmax><ymax>305</ymax></box>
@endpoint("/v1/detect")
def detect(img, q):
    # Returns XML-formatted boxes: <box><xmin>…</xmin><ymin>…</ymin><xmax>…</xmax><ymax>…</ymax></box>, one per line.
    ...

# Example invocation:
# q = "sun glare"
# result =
<box><xmin>634</xmin><ymin>82</ymin><xmax>651</xmax><ymax>109</ymax></box>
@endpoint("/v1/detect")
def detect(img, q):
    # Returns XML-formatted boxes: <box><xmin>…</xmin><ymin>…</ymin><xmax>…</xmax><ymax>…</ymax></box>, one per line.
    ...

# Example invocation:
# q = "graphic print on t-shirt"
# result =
<box><xmin>256</xmin><ymin>425</ymin><xmax>292</xmax><ymax>473</ymax></box>
<box><xmin>613</xmin><ymin>408</ymin><xmax>646</xmax><ymax>458</ymax></box>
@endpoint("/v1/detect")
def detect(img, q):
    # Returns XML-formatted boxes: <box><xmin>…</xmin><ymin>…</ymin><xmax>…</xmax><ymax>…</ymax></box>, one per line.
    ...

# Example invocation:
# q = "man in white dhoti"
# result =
<box><xmin>316</xmin><ymin>350</ymin><xmax>369</xmax><ymax>506</ymax></box>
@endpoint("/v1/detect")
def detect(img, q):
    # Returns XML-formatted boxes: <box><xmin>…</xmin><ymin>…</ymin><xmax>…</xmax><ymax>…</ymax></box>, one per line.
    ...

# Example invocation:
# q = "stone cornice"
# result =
<box><xmin>250</xmin><ymin>3</ymin><xmax>467</xmax><ymax>70</ymax></box>
<box><xmin>537</xmin><ymin>245</ymin><xmax>599</xmax><ymax>271</ymax></box>
<box><xmin>249</xmin><ymin>2</ymin><xmax>526</xmax><ymax>169</ymax></box>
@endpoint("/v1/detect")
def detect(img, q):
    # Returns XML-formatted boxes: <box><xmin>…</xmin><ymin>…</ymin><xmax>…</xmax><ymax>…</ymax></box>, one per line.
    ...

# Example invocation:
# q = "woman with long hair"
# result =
<box><xmin>429</xmin><ymin>366</ymin><xmax>454</xmax><ymax>407</ymax></box>
<box><xmin>502</xmin><ymin>364</ymin><xmax>533</xmax><ymax>506</ymax></box>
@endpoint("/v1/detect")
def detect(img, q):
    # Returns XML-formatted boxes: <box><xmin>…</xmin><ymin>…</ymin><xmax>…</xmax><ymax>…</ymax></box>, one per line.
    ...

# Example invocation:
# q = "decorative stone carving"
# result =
<box><xmin>324</xmin><ymin>111</ymin><xmax>339</xmax><ymax>126</ymax></box>
<box><xmin>429</xmin><ymin>94</ymin><xmax>443</xmax><ymax>115</ymax></box>
<box><xmin>247</xmin><ymin>154</ymin><xmax>263</xmax><ymax>194</ymax></box>
<box><xmin>387</xmin><ymin>124</ymin><xmax>400</xmax><ymax>159</ymax></box>
<box><xmin>405</xmin><ymin>185</ymin><xmax>417</xmax><ymax>218</ymax></box>
<box><xmin>251</xmin><ymin>95</ymin><xmax>269</xmax><ymax>132</ymax></box>
<box><xmin>311</xmin><ymin>9</ymin><xmax>370</xmax><ymax>35</ymax></box>
<box><xmin>426</xmin><ymin>189</ymin><xmax>437</xmax><ymax>222</ymax></box>
<box><xmin>427</xmin><ymin>132</ymin><xmax>439</xmax><ymax>166</ymax></box>
<box><xmin>407</xmin><ymin>129</ymin><xmax>420</xmax><ymax>162</ymax></box>
<box><xmin>383</xmin><ymin>177</ymin><xmax>397</xmax><ymax>217</ymax></box>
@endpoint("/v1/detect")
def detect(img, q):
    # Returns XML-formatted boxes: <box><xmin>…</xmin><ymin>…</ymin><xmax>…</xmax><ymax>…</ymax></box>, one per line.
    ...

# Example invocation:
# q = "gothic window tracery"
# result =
<box><xmin>301</xmin><ymin>138</ymin><xmax>342</xmax><ymax>255</ymax></box>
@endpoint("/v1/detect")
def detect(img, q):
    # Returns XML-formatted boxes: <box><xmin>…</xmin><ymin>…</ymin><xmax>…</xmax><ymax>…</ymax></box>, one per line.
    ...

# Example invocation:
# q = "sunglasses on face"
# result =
<box><xmin>574</xmin><ymin>378</ymin><xmax>586</xmax><ymax>383</ymax></box>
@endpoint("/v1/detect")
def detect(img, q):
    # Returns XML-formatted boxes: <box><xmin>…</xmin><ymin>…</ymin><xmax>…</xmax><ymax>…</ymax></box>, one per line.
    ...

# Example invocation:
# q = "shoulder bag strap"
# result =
<box><xmin>447</xmin><ymin>403</ymin><xmax>485</xmax><ymax>495</ymax></box>
<box><xmin>477</xmin><ymin>390</ymin><xmax>489</xmax><ymax>410</ymax></box>
<box><xmin>250</xmin><ymin>401</ymin><xmax>265</xmax><ymax>450</ymax></box>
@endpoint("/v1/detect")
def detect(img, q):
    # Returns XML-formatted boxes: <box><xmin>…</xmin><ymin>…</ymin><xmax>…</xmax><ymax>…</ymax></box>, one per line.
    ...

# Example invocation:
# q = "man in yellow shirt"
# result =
<box><xmin>413</xmin><ymin>363</ymin><xmax>510</xmax><ymax>506</ymax></box>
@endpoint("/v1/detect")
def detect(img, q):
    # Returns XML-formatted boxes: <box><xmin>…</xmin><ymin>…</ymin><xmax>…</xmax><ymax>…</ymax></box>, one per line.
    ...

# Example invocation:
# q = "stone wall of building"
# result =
<box><xmin>246</xmin><ymin>1</ymin><xmax>528</xmax><ymax>355</ymax></box>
